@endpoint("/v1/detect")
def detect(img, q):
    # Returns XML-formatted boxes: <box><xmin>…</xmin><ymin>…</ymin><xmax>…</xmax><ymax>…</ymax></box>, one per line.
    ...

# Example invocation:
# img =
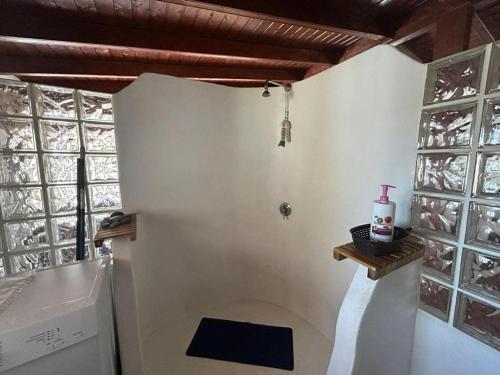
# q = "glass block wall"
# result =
<box><xmin>413</xmin><ymin>42</ymin><xmax>500</xmax><ymax>351</ymax></box>
<box><xmin>0</xmin><ymin>79</ymin><xmax>121</xmax><ymax>276</ymax></box>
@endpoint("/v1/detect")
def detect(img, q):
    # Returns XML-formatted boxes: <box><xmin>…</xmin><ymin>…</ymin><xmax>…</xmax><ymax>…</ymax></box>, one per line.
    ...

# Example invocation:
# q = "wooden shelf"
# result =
<box><xmin>333</xmin><ymin>238</ymin><xmax>424</xmax><ymax>280</ymax></box>
<box><xmin>94</xmin><ymin>213</ymin><xmax>137</xmax><ymax>247</ymax></box>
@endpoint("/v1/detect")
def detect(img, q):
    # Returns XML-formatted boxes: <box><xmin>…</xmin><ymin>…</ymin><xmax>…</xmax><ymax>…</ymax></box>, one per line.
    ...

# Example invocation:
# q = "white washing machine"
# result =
<box><xmin>0</xmin><ymin>258</ymin><xmax>118</xmax><ymax>375</ymax></box>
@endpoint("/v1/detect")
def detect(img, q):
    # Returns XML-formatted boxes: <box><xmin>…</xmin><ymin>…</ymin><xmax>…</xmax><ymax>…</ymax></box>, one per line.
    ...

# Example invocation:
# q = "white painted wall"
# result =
<box><xmin>410</xmin><ymin>310</ymin><xmax>500</xmax><ymax>375</ymax></box>
<box><xmin>113</xmin><ymin>45</ymin><xmax>427</xmax><ymax>372</ymax></box>
<box><xmin>112</xmin><ymin>236</ymin><xmax>145</xmax><ymax>375</ymax></box>
<box><xmin>286</xmin><ymin>47</ymin><xmax>425</xmax><ymax>334</ymax></box>
<box><xmin>329</xmin><ymin>260</ymin><xmax>421</xmax><ymax>375</ymax></box>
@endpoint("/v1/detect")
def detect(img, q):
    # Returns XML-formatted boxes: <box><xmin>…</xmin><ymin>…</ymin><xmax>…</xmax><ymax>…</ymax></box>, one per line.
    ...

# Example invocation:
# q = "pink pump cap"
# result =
<box><xmin>379</xmin><ymin>184</ymin><xmax>396</xmax><ymax>204</ymax></box>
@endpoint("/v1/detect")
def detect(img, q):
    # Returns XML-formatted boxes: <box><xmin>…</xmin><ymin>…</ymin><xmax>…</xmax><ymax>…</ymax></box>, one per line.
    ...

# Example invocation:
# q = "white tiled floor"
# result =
<box><xmin>142</xmin><ymin>300</ymin><xmax>333</xmax><ymax>375</ymax></box>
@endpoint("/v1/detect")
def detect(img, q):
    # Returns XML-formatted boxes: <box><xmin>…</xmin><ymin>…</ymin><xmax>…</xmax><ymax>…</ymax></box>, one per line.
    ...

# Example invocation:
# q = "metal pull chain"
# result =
<box><xmin>284</xmin><ymin>89</ymin><xmax>291</xmax><ymax>143</ymax></box>
<box><xmin>278</xmin><ymin>87</ymin><xmax>291</xmax><ymax>147</ymax></box>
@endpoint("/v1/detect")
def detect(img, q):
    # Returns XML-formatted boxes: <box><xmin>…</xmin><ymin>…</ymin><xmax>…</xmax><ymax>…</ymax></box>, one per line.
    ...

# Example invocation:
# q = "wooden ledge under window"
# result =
<box><xmin>94</xmin><ymin>213</ymin><xmax>137</xmax><ymax>247</ymax></box>
<box><xmin>333</xmin><ymin>238</ymin><xmax>424</xmax><ymax>280</ymax></box>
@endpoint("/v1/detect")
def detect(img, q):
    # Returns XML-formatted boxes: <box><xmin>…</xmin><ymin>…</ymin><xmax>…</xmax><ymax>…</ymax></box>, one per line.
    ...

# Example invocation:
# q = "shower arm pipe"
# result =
<box><xmin>266</xmin><ymin>80</ymin><xmax>292</xmax><ymax>92</ymax></box>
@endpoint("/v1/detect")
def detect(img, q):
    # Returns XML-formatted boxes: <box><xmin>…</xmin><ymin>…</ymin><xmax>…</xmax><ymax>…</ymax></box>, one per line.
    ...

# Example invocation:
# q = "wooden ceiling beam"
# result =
<box><xmin>15</xmin><ymin>76</ymin><xmax>275</xmax><ymax>93</ymax></box>
<box><xmin>469</xmin><ymin>12</ymin><xmax>495</xmax><ymax>46</ymax></box>
<box><xmin>0</xmin><ymin>55</ymin><xmax>303</xmax><ymax>82</ymax></box>
<box><xmin>390</xmin><ymin>1</ymin><xmax>475</xmax><ymax>47</ymax></box>
<box><xmin>389</xmin><ymin>1</ymin><xmax>481</xmax><ymax>61</ymax></box>
<box><xmin>158</xmin><ymin>0</ymin><xmax>386</xmax><ymax>40</ymax></box>
<box><xmin>17</xmin><ymin>75</ymin><xmax>284</xmax><ymax>84</ymax></box>
<box><xmin>0</xmin><ymin>11</ymin><xmax>334</xmax><ymax>66</ymax></box>
<box><xmin>337</xmin><ymin>38</ymin><xmax>392</xmax><ymax>64</ymax></box>
<box><xmin>334</xmin><ymin>1</ymin><xmax>482</xmax><ymax>66</ymax></box>
<box><xmin>433</xmin><ymin>2</ymin><xmax>474</xmax><ymax>60</ymax></box>
<box><xmin>472</xmin><ymin>0</ymin><xmax>500</xmax><ymax>11</ymax></box>
<box><xmin>390</xmin><ymin>2</ymin><xmax>441</xmax><ymax>47</ymax></box>
<box><xmin>15</xmin><ymin>77</ymin><xmax>133</xmax><ymax>93</ymax></box>
<box><xmin>332</xmin><ymin>3</ymin><xmax>458</xmax><ymax>65</ymax></box>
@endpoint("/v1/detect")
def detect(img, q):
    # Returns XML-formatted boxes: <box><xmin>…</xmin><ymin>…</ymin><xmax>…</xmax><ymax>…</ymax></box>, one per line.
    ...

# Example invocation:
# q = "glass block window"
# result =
<box><xmin>415</xmin><ymin>153</ymin><xmax>468</xmax><ymax>194</ymax></box>
<box><xmin>414</xmin><ymin>43</ymin><xmax>500</xmax><ymax>350</ymax></box>
<box><xmin>486</xmin><ymin>42</ymin><xmax>500</xmax><ymax>94</ymax></box>
<box><xmin>418</xmin><ymin>103</ymin><xmax>476</xmax><ymax>149</ymax></box>
<box><xmin>4</xmin><ymin>219</ymin><xmax>48</xmax><ymax>251</ymax></box>
<box><xmin>47</xmin><ymin>185</ymin><xmax>77</xmax><ymax>215</ymax></box>
<box><xmin>423</xmin><ymin>47</ymin><xmax>485</xmax><ymax>104</ymax></box>
<box><xmin>479</xmin><ymin>98</ymin><xmax>500</xmax><ymax>146</ymax></box>
<box><xmin>51</xmin><ymin>216</ymin><xmax>87</xmax><ymax>245</ymax></box>
<box><xmin>0</xmin><ymin>80</ymin><xmax>31</xmax><ymax>115</ymax></box>
<box><xmin>0</xmin><ymin>118</ymin><xmax>36</xmax><ymax>151</ymax></box>
<box><xmin>411</xmin><ymin>195</ymin><xmax>462</xmax><ymax>240</ymax></box>
<box><xmin>421</xmin><ymin>238</ymin><xmax>456</xmax><ymax>282</ymax></box>
<box><xmin>472</xmin><ymin>152</ymin><xmax>500</xmax><ymax>198</ymax></box>
<box><xmin>420</xmin><ymin>276</ymin><xmax>452</xmax><ymax>321</ymax></box>
<box><xmin>455</xmin><ymin>293</ymin><xmax>500</xmax><ymax>350</ymax></box>
<box><xmin>0</xmin><ymin>187</ymin><xmax>44</xmax><ymax>219</ymax></box>
<box><xmin>39</xmin><ymin>120</ymin><xmax>80</xmax><ymax>152</ymax></box>
<box><xmin>10</xmin><ymin>250</ymin><xmax>51</xmax><ymax>273</ymax></box>
<box><xmin>55</xmin><ymin>245</ymin><xmax>89</xmax><ymax>265</ymax></box>
<box><xmin>80</xmin><ymin>91</ymin><xmax>114</xmax><ymax>122</ymax></box>
<box><xmin>34</xmin><ymin>85</ymin><xmax>76</xmax><ymax>119</ymax></box>
<box><xmin>83</xmin><ymin>123</ymin><xmax>116</xmax><ymax>152</ymax></box>
<box><xmin>0</xmin><ymin>154</ymin><xmax>40</xmax><ymax>185</ymax></box>
<box><xmin>466</xmin><ymin>202</ymin><xmax>500</xmax><ymax>251</ymax></box>
<box><xmin>89</xmin><ymin>184</ymin><xmax>121</xmax><ymax>211</ymax></box>
<box><xmin>460</xmin><ymin>249</ymin><xmax>500</xmax><ymax>302</ymax></box>
<box><xmin>86</xmin><ymin>155</ymin><xmax>119</xmax><ymax>182</ymax></box>
<box><xmin>0</xmin><ymin>79</ymin><xmax>120</xmax><ymax>275</ymax></box>
<box><xmin>43</xmin><ymin>154</ymin><xmax>78</xmax><ymax>184</ymax></box>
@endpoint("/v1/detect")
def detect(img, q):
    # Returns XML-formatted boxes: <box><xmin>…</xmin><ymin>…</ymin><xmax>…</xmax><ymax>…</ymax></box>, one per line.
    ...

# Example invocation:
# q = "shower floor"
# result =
<box><xmin>142</xmin><ymin>300</ymin><xmax>333</xmax><ymax>375</ymax></box>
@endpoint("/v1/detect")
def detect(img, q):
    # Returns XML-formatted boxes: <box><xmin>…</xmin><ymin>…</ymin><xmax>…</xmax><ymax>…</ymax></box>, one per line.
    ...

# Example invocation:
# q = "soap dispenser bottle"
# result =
<box><xmin>370</xmin><ymin>185</ymin><xmax>396</xmax><ymax>242</ymax></box>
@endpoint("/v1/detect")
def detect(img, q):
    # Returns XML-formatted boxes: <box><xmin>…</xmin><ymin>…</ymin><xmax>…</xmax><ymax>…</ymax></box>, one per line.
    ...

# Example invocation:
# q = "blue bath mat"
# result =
<box><xmin>186</xmin><ymin>317</ymin><xmax>294</xmax><ymax>370</ymax></box>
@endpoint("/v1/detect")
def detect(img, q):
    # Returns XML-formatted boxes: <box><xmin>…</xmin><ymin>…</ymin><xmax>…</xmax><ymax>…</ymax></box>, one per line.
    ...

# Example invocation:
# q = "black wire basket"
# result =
<box><xmin>350</xmin><ymin>224</ymin><xmax>409</xmax><ymax>257</ymax></box>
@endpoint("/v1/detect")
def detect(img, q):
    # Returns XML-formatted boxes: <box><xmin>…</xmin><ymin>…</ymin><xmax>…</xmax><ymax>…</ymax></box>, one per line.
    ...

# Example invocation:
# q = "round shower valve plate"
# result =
<box><xmin>279</xmin><ymin>202</ymin><xmax>292</xmax><ymax>217</ymax></box>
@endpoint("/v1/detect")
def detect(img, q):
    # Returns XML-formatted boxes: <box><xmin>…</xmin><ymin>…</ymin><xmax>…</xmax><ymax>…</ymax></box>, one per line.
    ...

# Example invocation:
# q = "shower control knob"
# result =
<box><xmin>279</xmin><ymin>202</ymin><xmax>292</xmax><ymax>218</ymax></box>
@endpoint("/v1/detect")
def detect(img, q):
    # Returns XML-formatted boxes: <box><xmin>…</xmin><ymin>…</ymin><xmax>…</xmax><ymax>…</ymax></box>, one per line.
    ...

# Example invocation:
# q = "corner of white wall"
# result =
<box><xmin>328</xmin><ymin>260</ymin><xmax>421</xmax><ymax>375</ymax></box>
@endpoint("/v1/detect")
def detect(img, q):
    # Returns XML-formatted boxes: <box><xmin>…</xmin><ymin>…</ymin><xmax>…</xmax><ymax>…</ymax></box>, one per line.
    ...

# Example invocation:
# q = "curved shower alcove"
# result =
<box><xmin>112</xmin><ymin>46</ymin><xmax>425</xmax><ymax>374</ymax></box>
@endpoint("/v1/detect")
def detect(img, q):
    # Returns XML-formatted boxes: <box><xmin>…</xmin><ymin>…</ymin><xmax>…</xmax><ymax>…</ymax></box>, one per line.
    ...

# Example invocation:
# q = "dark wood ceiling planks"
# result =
<box><xmin>0</xmin><ymin>0</ymin><xmax>498</xmax><ymax>92</ymax></box>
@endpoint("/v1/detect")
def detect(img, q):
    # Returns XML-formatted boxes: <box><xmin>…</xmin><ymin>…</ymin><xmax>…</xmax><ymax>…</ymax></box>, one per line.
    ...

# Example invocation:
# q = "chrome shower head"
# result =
<box><xmin>262</xmin><ymin>81</ymin><xmax>271</xmax><ymax>97</ymax></box>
